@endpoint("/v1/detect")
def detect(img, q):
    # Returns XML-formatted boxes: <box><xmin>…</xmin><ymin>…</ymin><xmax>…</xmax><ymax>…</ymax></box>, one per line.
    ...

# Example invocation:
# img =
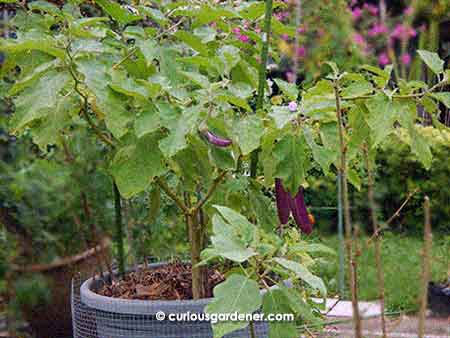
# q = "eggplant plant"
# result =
<box><xmin>1</xmin><ymin>1</ymin><xmax>450</xmax><ymax>336</ymax></box>
<box><xmin>201</xmin><ymin>205</ymin><xmax>329</xmax><ymax>338</ymax></box>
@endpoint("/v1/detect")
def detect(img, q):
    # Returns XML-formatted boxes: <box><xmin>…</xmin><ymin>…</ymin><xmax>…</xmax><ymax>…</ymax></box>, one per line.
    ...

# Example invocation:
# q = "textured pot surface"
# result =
<box><xmin>78</xmin><ymin>263</ymin><xmax>268</xmax><ymax>338</ymax></box>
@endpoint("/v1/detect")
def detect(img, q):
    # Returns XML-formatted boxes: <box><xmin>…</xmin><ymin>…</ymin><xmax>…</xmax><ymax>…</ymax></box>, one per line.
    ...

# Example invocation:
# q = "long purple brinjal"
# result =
<box><xmin>289</xmin><ymin>187</ymin><xmax>313</xmax><ymax>234</ymax></box>
<box><xmin>204</xmin><ymin>130</ymin><xmax>232</xmax><ymax>147</ymax></box>
<box><xmin>275</xmin><ymin>178</ymin><xmax>291</xmax><ymax>225</ymax></box>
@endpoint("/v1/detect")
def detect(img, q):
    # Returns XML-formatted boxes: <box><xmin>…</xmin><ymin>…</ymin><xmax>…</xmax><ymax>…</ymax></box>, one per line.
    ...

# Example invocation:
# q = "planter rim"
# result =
<box><xmin>80</xmin><ymin>262</ymin><xmax>214</xmax><ymax>315</ymax></box>
<box><xmin>12</xmin><ymin>237</ymin><xmax>111</xmax><ymax>273</ymax></box>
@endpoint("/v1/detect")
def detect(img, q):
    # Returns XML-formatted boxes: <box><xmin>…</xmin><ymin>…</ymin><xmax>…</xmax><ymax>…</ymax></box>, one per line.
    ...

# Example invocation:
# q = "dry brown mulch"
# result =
<box><xmin>96</xmin><ymin>262</ymin><xmax>224</xmax><ymax>301</ymax></box>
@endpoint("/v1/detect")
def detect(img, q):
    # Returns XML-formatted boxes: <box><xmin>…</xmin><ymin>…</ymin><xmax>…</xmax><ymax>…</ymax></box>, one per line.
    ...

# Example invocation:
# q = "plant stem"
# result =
<box><xmin>418</xmin><ymin>196</ymin><xmax>432</xmax><ymax>338</ymax></box>
<box><xmin>334</xmin><ymin>79</ymin><xmax>362</xmax><ymax>338</ymax></box>
<box><xmin>113</xmin><ymin>181</ymin><xmax>125</xmax><ymax>277</ymax></box>
<box><xmin>363</xmin><ymin>146</ymin><xmax>387</xmax><ymax>338</ymax></box>
<box><xmin>155</xmin><ymin>177</ymin><xmax>190</xmax><ymax>215</ymax></box>
<box><xmin>188</xmin><ymin>210</ymin><xmax>206</xmax><ymax>299</ymax></box>
<box><xmin>250</xmin><ymin>0</ymin><xmax>273</xmax><ymax>178</ymax></box>
<box><xmin>249</xmin><ymin>321</ymin><xmax>257</xmax><ymax>338</ymax></box>
<box><xmin>192</xmin><ymin>170</ymin><xmax>227</xmax><ymax>212</ymax></box>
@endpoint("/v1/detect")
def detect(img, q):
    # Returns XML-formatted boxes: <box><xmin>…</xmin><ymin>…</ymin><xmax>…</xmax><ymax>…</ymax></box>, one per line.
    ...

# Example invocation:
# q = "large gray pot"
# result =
<box><xmin>79</xmin><ymin>263</ymin><xmax>268</xmax><ymax>338</ymax></box>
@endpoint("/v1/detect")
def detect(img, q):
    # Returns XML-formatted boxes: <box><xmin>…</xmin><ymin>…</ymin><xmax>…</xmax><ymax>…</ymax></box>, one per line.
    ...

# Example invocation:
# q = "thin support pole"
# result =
<box><xmin>337</xmin><ymin>173</ymin><xmax>345</xmax><ymax>297</ymax></box>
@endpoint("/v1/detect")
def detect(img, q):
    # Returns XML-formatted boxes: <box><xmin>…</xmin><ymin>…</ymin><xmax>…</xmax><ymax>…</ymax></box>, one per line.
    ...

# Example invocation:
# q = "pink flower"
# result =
<box><xmin>391</xmin><ymin>24</ymin><xmax>417</xmax><ymax>40</ymax></box>
<box><xmin>232</xmin><ymin>27</ymin><xmax>241</xmax><ymax>34</ymax></box>
<box><xmin>297</xmin><ymin>25</ymin><xmax>306</xmax><ymax>34</ymax></box>
<box><xmin>350</xmin><ymin>0</ymin><xmax>358</xmax><ymax>6</ymax></box>
<box><xmin>295</xmin><ymin>46</ymin><xmax>306</xmax><ymax>58</ymax></box>
<box><xmin>353</xmin><ymin>33</ymin><xmax>366</xmax><ymax>46</ymax></box>
<box><xmin>400</xmin><ymin>53</ymin><xmax>412</xmax><ymax>65</ymax></box>
<box><xmin>404</xmin><ymin>6</ymin><xmax>414</xmax><ymax>16</ymax></box>
<box><xmin>352</xmin><ymin>7</ymin><xmax>362</xmax><ymax>20</ymax></box>
<box><xmin>238</xmin><ymin>34</ymin><xmax>250</xmax><ymax>43</ymax></box>
<box><xmin>364</xmin><ymin>3</ymin><xmax>379</xmax><ymax>15</ymax></box>
<box><xmin>288</xmin><ymin>101</ymin><xmax>298</xmax><ymax>112</ymax></box>
<box><xmin>368</xmin><ymin>23</ymin><xmax>388</xmax><ymax>37</ymax></box>
<box><xmin>378</xmin><ymin>52</ymin><xmax>390</xmax><ymax>66</ymax></box>
<box><xmin>281</xmin><ymin>33</ymin><xmax>289</xmax><ymax>41</ymax></box>
<box><xmin>255</xmin><ymin>26</ymin><xmax>261</xmax><ymax>33</ymax></box>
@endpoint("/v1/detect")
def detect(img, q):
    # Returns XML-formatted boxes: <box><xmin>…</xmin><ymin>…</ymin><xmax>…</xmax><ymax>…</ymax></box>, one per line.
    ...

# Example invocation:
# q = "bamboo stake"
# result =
<box><xmin>334</xmin><ymin>78</ymin><xmax>362</xmax><ymax>338</ymax></box>
<box><xmin>418</xmin><ymin>196</ymin><xmax>432</xmax><ymax>338</ymax></box>
<box><xmin>364</xmin><ymin>146</ymin><xmax>387</xmax><ymax>338</ymax></box>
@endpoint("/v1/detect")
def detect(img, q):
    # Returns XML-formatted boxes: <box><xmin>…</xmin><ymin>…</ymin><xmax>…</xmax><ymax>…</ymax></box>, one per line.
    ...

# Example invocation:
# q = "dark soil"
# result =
<box><xmin>96</xmin><ymin>262</ymin><xmax>225</xmax><ymax>301</ymax></box>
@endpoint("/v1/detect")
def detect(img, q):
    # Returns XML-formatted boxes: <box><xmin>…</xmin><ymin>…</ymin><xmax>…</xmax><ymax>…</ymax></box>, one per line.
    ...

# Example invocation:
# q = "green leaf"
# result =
<box><xmin>417</xmin><ymin>50</ymin><xmax>444</xmax><ymax>75</ymax></box>
<box><xmin>158</xmin><ymin>106</ymin><xmax>201</xmax><ymax>158</ymax></box>
<box><xmin>174</xmin><ymin>31</ymin><xmax>209</xmax><ymax>56</ymax></box>
<box><xmin>429</xmin><ymin>92</ymin><xmax>450</xmax><ymax>109</ymax></box>
<box><xmin>273</xmin><ymin>134</ymin><xmax>307</xmax><ymax>194</ymax></box>
<box><xmin>341</xmin><ymin>80</ymin><xmax>373</xmax><ymax>98</ymax></box>
<box><xmin>8</xmin><ymin>59</ymin><xmax>59</xmax><ymax>95</ymax></box>
<box><xmin>218</xmin><ymin>94</ymin><xmax>251</xmax><ymax>111</ymax></box>
<box><xmin>10</xmin><ymin>71</ymin><xmax>71</xmax><ymax>133</ymax></box>
<box><xmin>136</xmin><ymin>39</ymin><xmax>159</xmax><ymax>65</ymax></box>
<box><xmin>95</xmin><ymin>0</ymin><xmax>141</xmax><ymax>25</ymax></box>
<box><xmin>208</xmin><ymin>146</ymin><xmax>236</xmax><ymax>170</ymax></box>
<box><xmin>269</xmin><ymin>106</ymin><xmax>295</xmax><ymax>129</ymax></box>
<box><xmin>213</xmin><ymin>205</ymin><xmax>256</xmax><ymax>242</ymax></box>
<box><xmin>77</xmin><ymin>59</ymin><xmax>132</xmax><ymax>139</ymax></box>
<box><xmin>217</xmin><ymin>45</ymin><xmax>241</xmax><ymax>75</ymax></box>
<box><xmin>206</xmin><ymin>274</ymin><xmax>262</xmax><ymax>338</ymax></box>
<box><xmin>274</xmin><ymin>79</ymin><xmax>298</xmax><ymax>101</ymax></box>
<box><xmin>408</xmin><ymin>125</ymin><xmax>432</xmax><ymax>169</ymax></box>
<box><xmin>28</xmin><ymin>1</ymin><xmax>62</xmax><ymax>17</ymax></box>
<box><xmin>31</xmin><ymin>94</ymin><xmax>80</xmax><ymax>150</ymax></box>
<box><xmin>109</xmin><ymin>70</ymin><xmax>149</xmax><ymax>100</ymax></box>
<box><xmin>1</xmin><ymin>36</ymin><xmax>65</xmax><ymax>59</ymax></box>
<box><xmin>134</xmin><ymin>103</ymin><xmax>160</xmax><ymax>138</ymax></box>
<box><xmin>273</xmin><ymin>258</ymin><xmax>327</xmax><ymax>296</ymax></box>
<box><xmin>209</xmin><ymin>214</ymin><xmax>257</xmax><ymax>263</ymax></box>
<box><xmin>233</xmin><ymin>115</ymin><xmax>264</xmax><ymax>155</ymax></box>
<box><xmin>365</xmin><ymin>93</ymin><xmax>400</xmax><ymax>147</ymax></box>
<box><xmin>249</xmin><ymin>183</ymin><xmax>277</xmax><ymax>232</ymax></box>
<box><xmin>262</xmin><ymin>289</ymin><xmax>298</xmax><ymax>338</ymax></box>
<box><xmin>303</xmin><ymin>126</ymin><xmax>336</xmax><ymax>174</ymax></box>
<box><xmin>347</xmin><ymin>168</ymin><xmax>361</xmax><ymax>191</ymax></box>
<box><xmin>110</xmin><ymin>132</ymin><xmax>167</xmax><ymax>198</ymax></box>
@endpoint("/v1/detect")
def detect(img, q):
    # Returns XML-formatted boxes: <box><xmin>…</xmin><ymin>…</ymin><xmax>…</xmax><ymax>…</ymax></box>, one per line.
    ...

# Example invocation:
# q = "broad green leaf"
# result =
<box><xmin>274</xmin><ymin>78</ymin><xmax>298</xmax><ymax>101</ymax></box>
<box><xmin>134</xmin><ymin>103</ymin><xmax>160</xmax><ymax>138</ymax></box>
<box><xmin>158</xmin><ymin>106</ymin><xmax>201</xmax><ymax>158</ymax></box>
<box><xmin>136</xmin><ymin>39</ymin><xmax>159</xmax><ymax>65</ymax></box>
<box><xmin>341</xmin><ymin>80</ymin><xmax>373</xmax><ymax>98</ymax></box>
<box><xmin>408</xmin><ymin>125</ymin><xmax>432</xmax><ymax>169</ymax></box>
<box><xmin>262</xmin><ymin>289</ymin><xmax>298</xmax><ymax>338</ymax></box>
<box><xmin>209</xmin><ymin>214</ymin><xmax>257</xmax><ymax>262</ymax></box>
<box><xmin>28</xmin><ymin>1</ymin><xmax>62</xmax><ymax>17</ymax></box>
<box><xmin>269</xmin><ymin>106</ymin><xmax>295</xmax><ymax>129</ymax></box>
<box><xmin>1</xmin><ymin>36</ymin><xmax>65</xmax><ymax>59</ymax></box>
<box><xmin>109</xmin><ymin>70</ymin><xmax>149</xmax><ymax>99</ymax></box>
<box><xmin>180</xmin><ymin>71</ymin><xmax>210</xmax><ymax>88</ymax></box>
<box><xmin>303</xmin><ymin>126</ymin><xmax>336</xmax><ymax>174</ymax></box>
<box><xmin>110</xmin><ymin>132</ymin><xmax>167</xmax><ymax>198</ymax></box>
<box><xmin>95</xmin><ymin>0</ymin><xmax>141</xmax><ymax>25</ymax></box>
<box><xmin>31</xmin><ymin>94</ymin><xmax>80</xmax><ymax>150</ymax></box>
<box><xmin>347</xmin><ymin>168</ymin><xmax>361</xmax><ymax>191</ymax></box>
<box><xmin>429</xmin><ymin>92</ymin><xmax>450</xmax><ymax>109</ymax></box>
<box><xmin>303</xmin><ymin>243</ymin><xmax>336</xmax><ymax>256</ymax></box>
<box><xmin>193</xmin><ymin>26</ymin><xmax>217</xmax><ymax>43</ymax></box>
<box><xmin>213</xmin><ymin>205</ymin><xmax>256</xmax><ymax>243</ymax></box>
<box><xmin>360</xmin><ymin>64</ymin><xmax>392</xmax><ymax>88</ymax></box>
<box><xmin>8</xmin><ymin>59</ymin><xmax>59</xmax><ymax>95</ymax></box>
<box><xmin>417</xmin><ymin>50</ymin><xmax>444</xmax><ymax>75</ymax></box>
<box><xmin>10</xmin><ymin>71</ymin><xmax>71</xmax><ymax>133</ymax></box>
<box><xmin>239</xmin><ymin>2</ymin><xmax>266</xmax><ymax>20</ymax></box>
<box><xmin>174</xmin><ymin>31</ymin><xmax>209</xmax><ymax>56</ymax></box>
<box><xmin>233</xmin><ymin>115</ymin><xmax>264</xmax><ymax>155</ymax></box>
<box><xmin>206</xmin><ymin>274</ymin><xmax>262</xmax><ymax>338</ymax></box>
<box><xmin>273</xmin><ymin>258</ymin><xmax>327</xmax><ymax>296</ymax></box>
<box><xmin>208</xmin><ymin>146</ymin><xmax>236</xmax><ymax>170</ymax></box>
<box><xmin>249</xmin><ymin>183</ymin><xmax>277</xmax><ymax>232</ymax></box>
<box><xmin>279</xmin><ymin>285</ymin><xmax>322</xmax><ymax>324</ymax></box>
<box><xmin>273</xmin><ymin>133</ymin><xmax>308</xmax><ymax>194</ymax></box>
<box><xmin>77</xmin><ymin>59</ymin><xmax>132</xmax><ymax>139</ymax></box>
<box><xmin>217</xmin><ymin>45</ymin><xmax>241</xmax><ymax>75</ymax></box>
<box><xmin>218</xmin><ymin>94</ymin><xmax>251</xmax><ymax>111</ymax></box>
<box><xmin>365</xmin><ymin>93</ymin><xmax>400</xmax><ymax>147</ymax></box>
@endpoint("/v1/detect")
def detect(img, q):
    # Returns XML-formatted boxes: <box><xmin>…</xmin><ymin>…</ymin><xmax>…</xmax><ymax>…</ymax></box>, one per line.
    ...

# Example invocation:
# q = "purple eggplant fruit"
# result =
<box><xmin>275</xmin><ymin>178</ymin><xmax>291</xmax><ymax>225</ymax></box>
<box><xmin>204</xmin><ymin>130</ymin><xmax>232</xmax><ymax>147</ymax></box>
<box><xmin>289</xmin><ymin>187</ymin><xmax>313</xmax><ymax>234</ymax></box>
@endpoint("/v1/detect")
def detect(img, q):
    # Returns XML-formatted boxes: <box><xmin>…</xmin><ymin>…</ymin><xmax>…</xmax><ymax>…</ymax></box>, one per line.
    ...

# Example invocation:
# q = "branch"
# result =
<box><xmin>65</xmin><ymin>42</ymin><xmax>116</xmax><ymax>148</ymax></box>
<box><xmin>155</xmin><ymin>177</ymin><xmax>190</xmax><ymax>215</ymax></box>
<box><xmin>192</xmin><ymin>170</ymin><xmax>228</xmax><ymax>213</ymax></box>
